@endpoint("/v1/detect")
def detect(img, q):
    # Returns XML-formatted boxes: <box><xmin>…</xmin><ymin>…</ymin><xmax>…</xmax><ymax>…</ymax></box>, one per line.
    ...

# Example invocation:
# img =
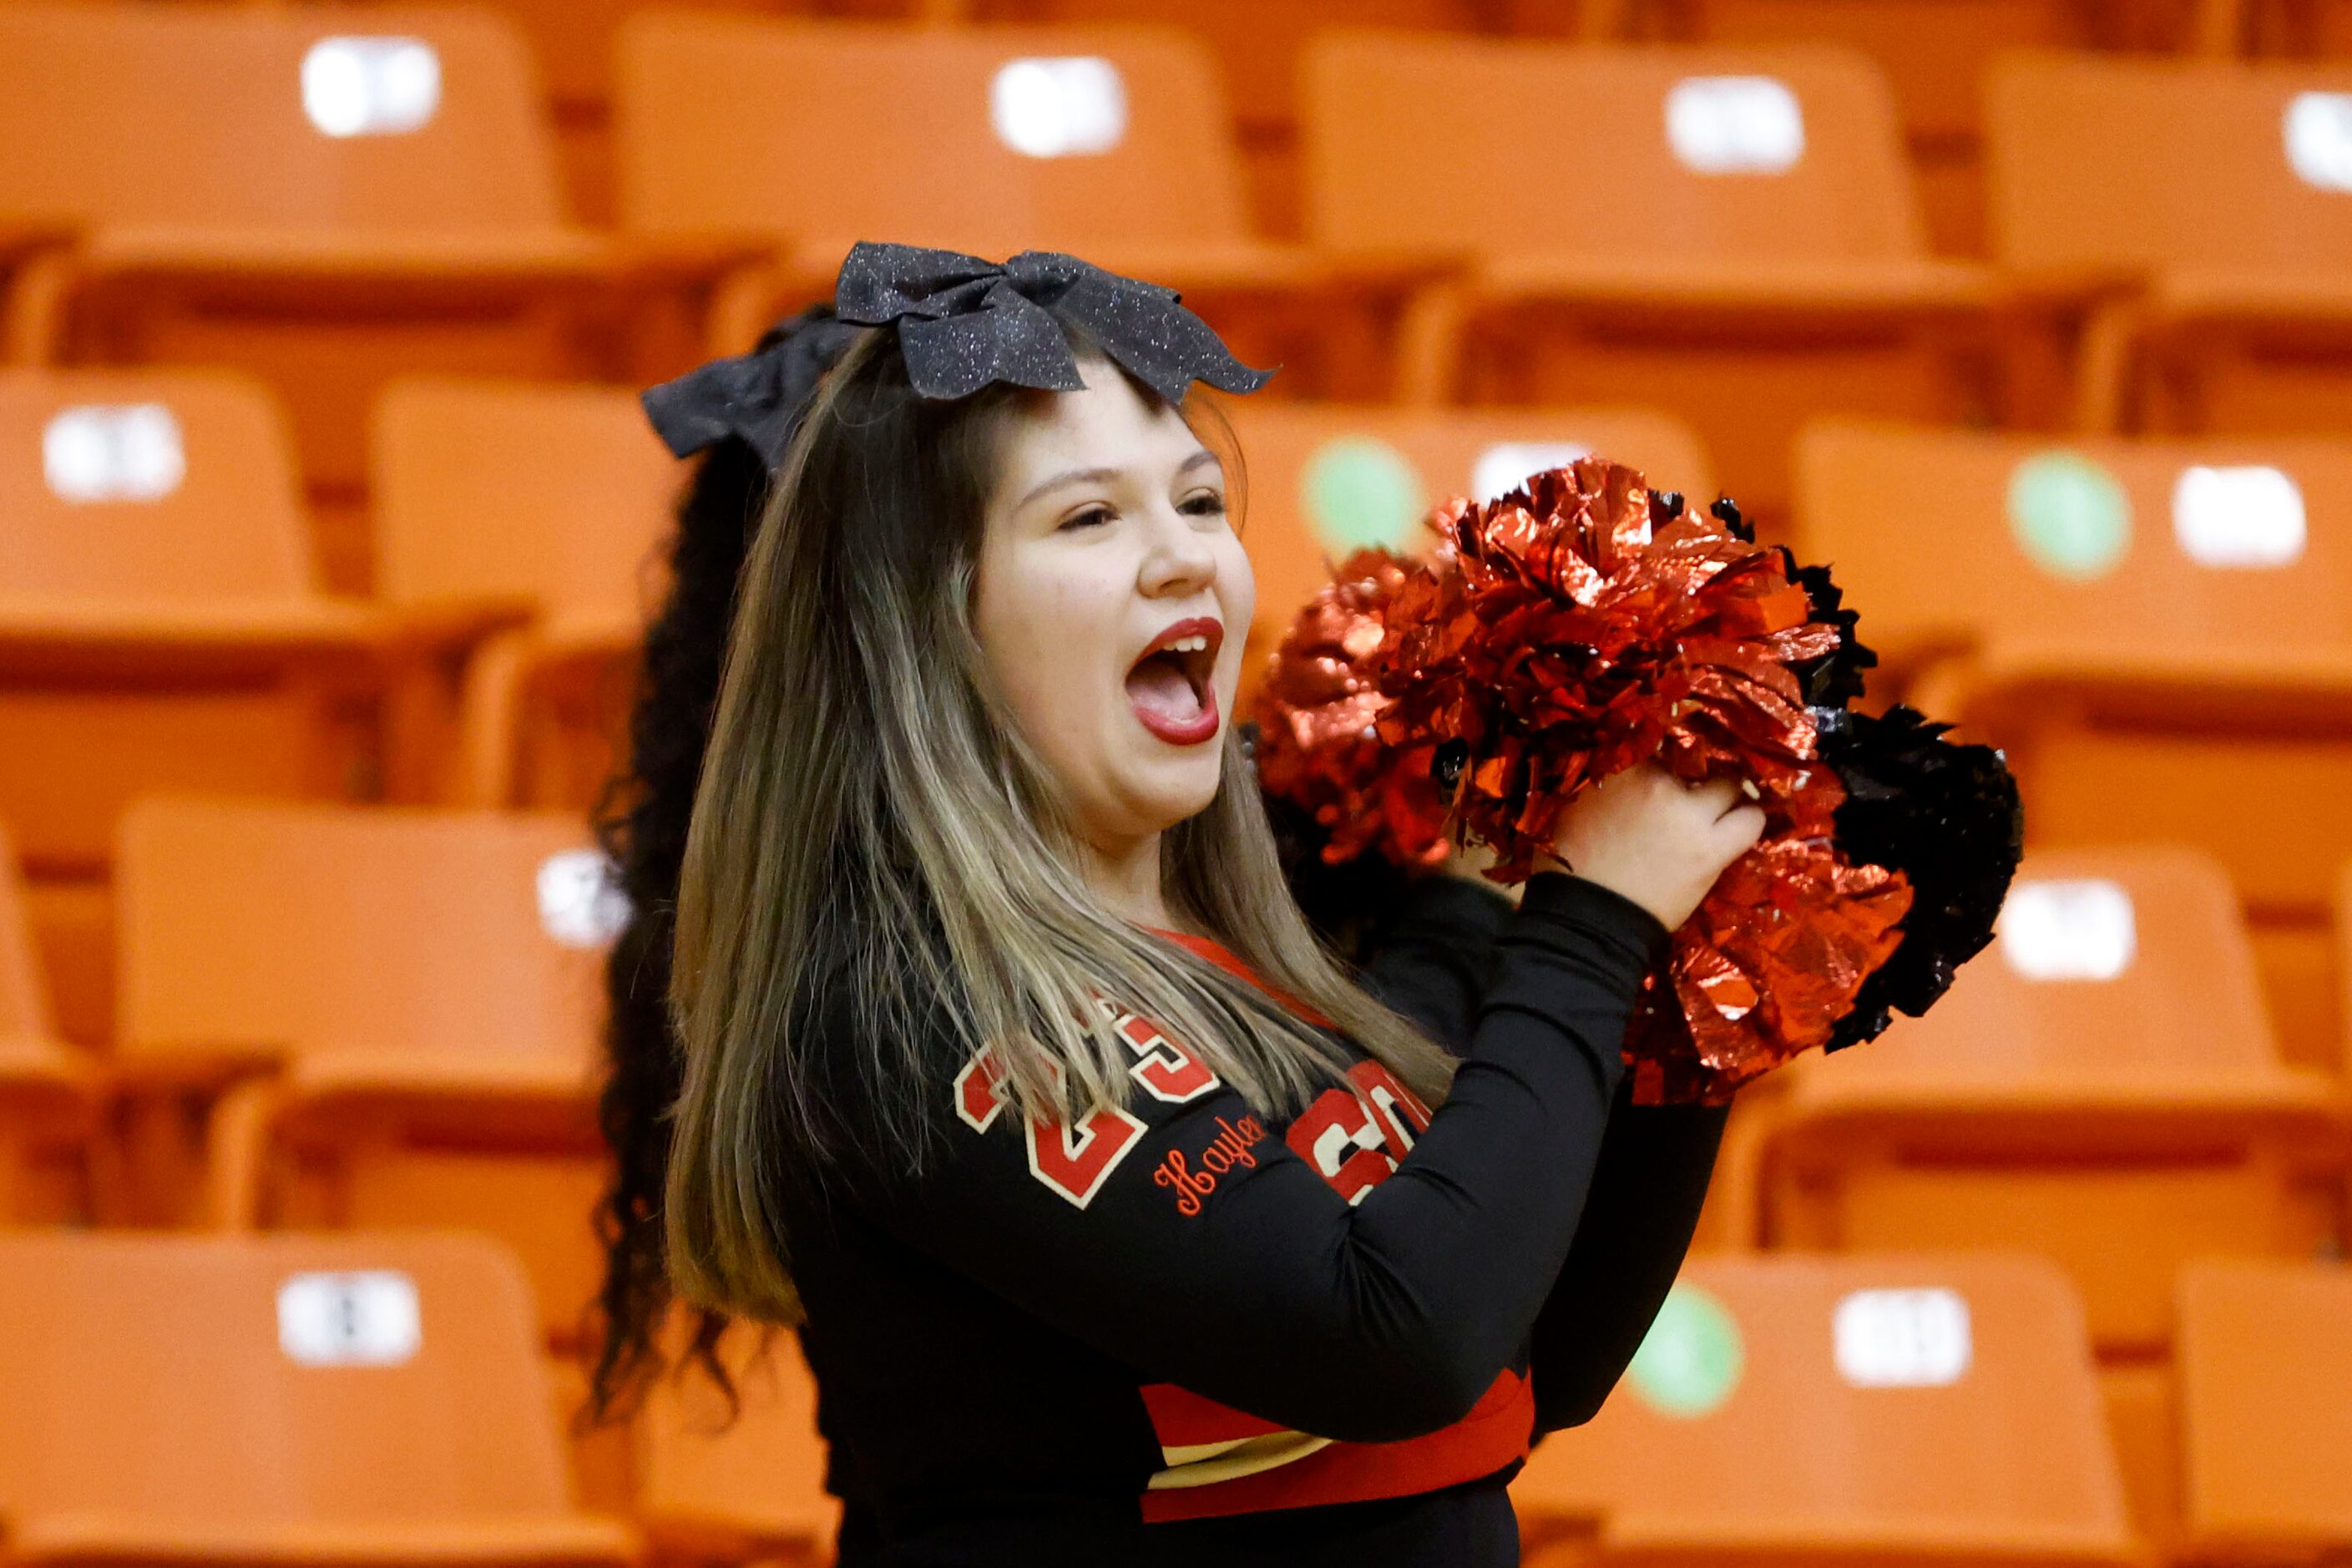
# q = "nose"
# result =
<box><xmin>1136</xmin><ymin>498</ymin><xmax>1217</xmax><ymax>600</ymax></box>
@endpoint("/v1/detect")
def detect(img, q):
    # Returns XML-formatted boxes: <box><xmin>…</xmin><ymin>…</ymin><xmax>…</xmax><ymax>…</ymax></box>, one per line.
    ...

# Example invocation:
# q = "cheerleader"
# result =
<box><xmin>630</xmin><ymin>243</ymin><xmax>1760</xmax><ymax>1566</ymax></box>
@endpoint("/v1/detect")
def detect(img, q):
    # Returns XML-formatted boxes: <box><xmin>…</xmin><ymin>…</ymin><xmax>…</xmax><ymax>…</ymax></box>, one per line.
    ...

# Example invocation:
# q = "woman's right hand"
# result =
<box><xmin>1550</xmin><ymin>762</ymin><xmax>1767</xmax><ymax>931</ymax></box>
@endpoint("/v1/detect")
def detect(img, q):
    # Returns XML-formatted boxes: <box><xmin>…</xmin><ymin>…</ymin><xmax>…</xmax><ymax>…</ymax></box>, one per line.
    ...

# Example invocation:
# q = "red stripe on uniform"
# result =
<box><xmin>1137</xmin><ymin>1370</ymin><xmax>1535</xmax><ymax>1525</ymax></box>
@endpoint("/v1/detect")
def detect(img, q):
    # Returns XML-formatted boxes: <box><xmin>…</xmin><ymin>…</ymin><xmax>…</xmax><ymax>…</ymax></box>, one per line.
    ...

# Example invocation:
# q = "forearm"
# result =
<box><xmin>1527</xmin><ymin>1091</ymin><xmax>1730</xmax><ymax>1434</ymax></box>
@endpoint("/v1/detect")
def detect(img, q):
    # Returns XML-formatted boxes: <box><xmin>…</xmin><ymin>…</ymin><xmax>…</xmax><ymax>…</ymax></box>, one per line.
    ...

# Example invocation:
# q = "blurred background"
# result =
<box><xmin>0</xmin><ymin>0</ymin><xmax>2349</xmax><ymax>1563</ymax></box>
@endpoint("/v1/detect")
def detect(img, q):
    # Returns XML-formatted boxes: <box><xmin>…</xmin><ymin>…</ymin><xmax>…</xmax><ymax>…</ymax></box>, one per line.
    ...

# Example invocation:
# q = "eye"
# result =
<box><xmin>1181</xmin><ymin>490</ymin><xmax>1227</xmax><ymax>519</ymax></box>
<box><xmin>1059</xmin><ymin>504</ymin><xmax>1115</xmax><ymax>533</ymax></box>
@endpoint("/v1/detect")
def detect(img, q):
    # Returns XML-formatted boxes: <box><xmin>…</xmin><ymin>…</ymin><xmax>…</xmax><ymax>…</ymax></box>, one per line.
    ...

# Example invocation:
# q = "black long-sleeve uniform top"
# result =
<box><xmin>782</xmin><ymin>872</ymin><xmax>1728</xmax><ymax>1567</ymax></box>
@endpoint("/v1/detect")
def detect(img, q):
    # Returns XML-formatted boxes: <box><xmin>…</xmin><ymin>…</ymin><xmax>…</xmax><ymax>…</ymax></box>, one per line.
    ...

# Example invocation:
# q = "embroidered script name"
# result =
<box><xmin>1153</xmin><ymin>1114</ymin><xmax>1269</xmax><ymax>1216</ymax></box>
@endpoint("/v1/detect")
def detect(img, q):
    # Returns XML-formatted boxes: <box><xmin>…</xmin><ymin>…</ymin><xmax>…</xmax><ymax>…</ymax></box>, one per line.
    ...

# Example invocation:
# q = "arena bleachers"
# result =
<box><xmin>1986</xmin><ymin>51</ymin><xmax>2352</xmax><ymax>438</ymax></box>
<box><xmin>1515</xmin><ymin>1252</ymin><xmax>2142</xmax><ymax>1568</ymax></box>
<box><xmin>1302</xmin><ymin>33</ymin><xmax>1997</xmax><ymax>526</ymax></box>
<box><xmin>0</xmin><ymin>367</ymin><xmax>387</xmax><ymax>1045</ymax></box>
<box><xmin>3</xmin><ymin>0</ymin><xmax>2349</xmax><ymax>1558</ymax></box>
<box><xmin>113</xmin><ymin>798</ymin><xmax>615</xmax><ymax>1343</ymax></box>
<box><xmin>371</xmin><ymin>377</ymin><xmax>679</xmax><ymax>807</ymax></box>
<box><xmin>1795</xmin><ymin>421</ymin><xmax>2352</xmax><ymax>1071</ymax></box>
<box><xmin>613</xmin><ymin>12</ymin><xmax>1446</xmax><ymax>396</ymax></box>
<box><xmin>0</xmin><ymin>1230</ymin><xmax>637</xmax><ymax>1568</ymax></box>
<box><xmin>0</xmin><ymin>1</ymin><xmax>630</xmax><ymax>594</ymax></box>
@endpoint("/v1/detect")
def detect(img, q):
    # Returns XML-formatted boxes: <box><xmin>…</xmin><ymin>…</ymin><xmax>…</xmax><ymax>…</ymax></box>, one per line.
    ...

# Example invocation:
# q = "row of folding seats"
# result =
<box><xmin>1516</xmin><ymin>1252</ymin><xmax>2352</xmax><ymax>1565</ymax></box>
<box><xmin>306</xmin><ymin>0</ymin><xmax>2350</xmax><ymax>255</ymax></box>
<box><xmin>4</xmin><ymin>800</ymin><xmax>2347</xmax><ymax>1247</ymax></box>
<box><xmin>1719</xmin><ymin>841</ymin><xmax>2348</xmax><ymax>1535</ymax></box>
<box><xmin>0</xmin><ymin>1229</ymin><xmax>837</xmax><ymax>1564</ymax></box>
<box><xmin>260</xmin><ymin>0</ymin><xmax>2344</xmax><ymax>149</ymax></box>
<box><xmin>6</xmin><ymin>5</ymin><xmax>2352</xmax><ymax>535</ymax></box>
<box><xmin>3</xmin><ymin>1229</ymin><xmax>2344</xmax><ymax>1566</ymax></box>
<box><xmin>13</xmin><ymin>362</ymin><xmax>2352</xmax><ymax>1063</ymax></box>
<box><xmin>4</xmin><ymin>792</ymin><xmax>2347</xmax><ymax>1525</ymax></box>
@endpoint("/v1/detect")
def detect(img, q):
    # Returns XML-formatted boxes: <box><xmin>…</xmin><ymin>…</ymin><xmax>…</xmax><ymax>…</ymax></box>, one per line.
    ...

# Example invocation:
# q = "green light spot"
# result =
<box><xmin>1300</xmin><ymin>437</ymin><xmax>1425</xmax><ymax>557</ymax></box>
<box><xmin>2007</xmin><ymin>452</ymin><xmax>2131</xmax><ymax>579</ymax></box>
<box><xmin>1627</xmin><ymin>1283</ymin><xmax>1744</xmax><ymax>1419</ymax></box>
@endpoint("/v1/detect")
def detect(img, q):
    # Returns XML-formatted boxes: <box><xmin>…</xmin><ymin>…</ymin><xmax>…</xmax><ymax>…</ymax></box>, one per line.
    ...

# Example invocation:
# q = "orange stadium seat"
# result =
<box><xmin>1986</xmin><ymin>52</ymin><xmax>2352</xmax><ymax>440</ymax></box>
<box><xmin>1795</xmin><ymin>420</ymin><xmax>2352</xmax><ymax>1070</ymax></box>
<box><xmin>1602</xmin><ymin>0</ymin><xmax>2219</xmax><ymax>257</ymax></box>
<box><xmin>1757</xmin><ymin>846</ymin><xmax>2346</xmax><ymax>1531</ymax></box>
<box><xmin>1760</xmin><ymin>846</ymin><xmax>2342</xmax><ymax>1352</ymax></box>
<box><xmin>1302</xmin><ymin>33</ymin><xmax>1998</xmax><ymax>527</ymax></box>
<box><xmin>969</xmin><ymin>0</ymin><xmax>1511</xmax><ymax>136</ymax></box>
<box><xmin>634</xmin><ymin>1328</ymin><xmax>839</xmax><ymax>1565</ymax></box>
<box><xmin>114</xmin><ymin>799</ymin><xmax>618</xmax><ymax>1346</ymax></box>
<box><xmin>0</xmin><ymin>822</ymin><xmax>99</xmax><ymax>1225</ymax></box>
<box><xmin>962</xmin><ymin>0</ymin><xmax>1530</xmax><ymax>235</ymax></box>
<box><xmin>2173</xmin><ymin>1259</ymin><xmax>2352</xmax><ymax>1563</ymax></box>
<box><xmin>1217</xmin><ymin>402</ymin><xmax>1711</xmax><ymax>677</ymax></box>
<box><xmin>0</xmin><ymin>367</ymin><xmax>388</xmax><ymax>1045</ymax></box>
<box><xmin>2252</xmin><ymin>0</ymin><xmax>2352</xmax><ymax>51</ymax></box>
<box><xmin>372</xmin><ymin>377</ymin><xmax>680</xmax><ymax>807</ymax></box>
<box><xmin>1511</xmin><ymin>1252</ymin><xmax>2142</xmax><ymax>1568</ymax></box>
<box><xmin>386</xmin><ymin>0</ymin><xmax>809</xmax><ymax>225</ymax></box>
<box><xmin>0</xmin><ymin>1</ymin><xmax>615</xmax><ymax>579</ymax></box>
<box><xmin>0</xmin><ymin>1230</ymin><xmax>636</xmax><ymax>1568</ymax></box>
<box><xmin>2340</xmin><ymin>863</ymin><xmax>2352</xmax><ymax>1076</ymax></box>
<box><xmin>612</xmin><ymin>13</ymin><xmax>1443</xmax><ymax>396</ymax></box>
<box><xmin>1616</xmin><ymin>0</ymin><xmax>2108</xmax><ymax>146</ymax></box>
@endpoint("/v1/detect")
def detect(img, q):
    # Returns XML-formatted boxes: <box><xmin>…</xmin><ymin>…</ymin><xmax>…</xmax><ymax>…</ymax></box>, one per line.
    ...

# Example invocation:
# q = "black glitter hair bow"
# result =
<box><xmin>832</xmin><ymin>240</ymin><xmax>1274</xmax><ymax>404</ymax></box>
<box><xmin>640</xmin><ymin>306</ymin><xmax>862</xmax><ymax>470</ymax></box>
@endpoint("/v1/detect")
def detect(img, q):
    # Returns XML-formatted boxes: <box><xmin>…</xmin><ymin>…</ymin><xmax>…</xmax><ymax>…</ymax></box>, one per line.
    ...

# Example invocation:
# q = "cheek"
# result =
<box><xmin>974</xmin><ymin>544</ymin><xmax>1124</xmax><ymax>731</ymax></box>
<box><xmin>1214</xmin><ymin>534</ymin><xmax>1256</xmax><ymax>684</ymax></box>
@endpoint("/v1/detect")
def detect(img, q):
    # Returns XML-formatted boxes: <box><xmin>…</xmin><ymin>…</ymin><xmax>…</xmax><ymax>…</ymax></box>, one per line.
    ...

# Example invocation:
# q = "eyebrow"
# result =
<box><xmin>1015</xmin><ymin>448</ymin><xmax>1221</xmax><ymax>511</ymax></box>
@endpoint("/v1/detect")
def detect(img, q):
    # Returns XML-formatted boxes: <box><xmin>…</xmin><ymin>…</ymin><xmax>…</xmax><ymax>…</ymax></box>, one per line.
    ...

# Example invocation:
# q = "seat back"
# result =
<box><xmin>635</xmin><ymin>1328</ymin><xmax>837</xmax><ymax>1549</ymax></box>
<box><xmin>372</xmin><ymin>377</ymin><xmax>680</xmax><ymax>629</ymax></box>
<box><xmin>615</xmin><ymin>14</ymin><xmax>1249</xmax><ymax>253</ymax></box>
<box><xmin>1794</xmin><ymin>421</ymin><xmax>2352</xmax><ymax>660</ymax></box>
<box><xmin>1515</xmin><ymin>1252</ymin><xmax>2131</xmax><ymax>1550</ymax></box>
<box><xmin>2175</xmin><ymin>1259</ymin><xmax>2352</xmax><ymax>1547</ymax></box>
<box><xmin>983</xmin><ymin>0</ymin><xmax>1484</xmax><ymax>130</ymax></box>
<box><xmin>0</xmin><ymin>1231</ymin><xmax>570</xmax><ymax>1523</ymax></box>
<box><xmin>115</xmin><ymin>799</ymin><xmax>611</xmax><ymax>1068</ymax></box>
<box><xmin>1987</xmin><ymin>52</ymin><xmax>2352</xmax><ymax>277</ymax></box>
<box><xmin>1221</xmin><ymin>402</ymin><xmax>1710</xmax><ymax>654</ymax></box>
<box><xmin>1303</xmin><ymin>35</ymin><xmax>1925</xmax><ymax>264</ymax></box>
<box><xmin>1794</xmin><ymin>845</ymin><xmax>2279</xmax><ymax>1093</ymax></box>
<box><xmin>0</xmin><ymin>1</ymin><xmax>563</xmax><ymax>235</ymax></box>
<box><xmin>0</xmin><ymin>824</ymin><xmax>56</xmax><ymax>1044</ymax></box>
<box><xmin>0</xmin><ymin>369</ymin><xmax>313</xmax><ymax>607</ymax></box>
<box><xmin>2340</xmin><ymin>864</ymin><xmax>2352</xmax><ymax>1076</ymax></box>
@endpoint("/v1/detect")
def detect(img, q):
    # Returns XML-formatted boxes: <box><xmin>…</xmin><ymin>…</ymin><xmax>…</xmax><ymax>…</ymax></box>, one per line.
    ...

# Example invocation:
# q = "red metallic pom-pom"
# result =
<box><xmin>1252</xmin><ymin>458</ymin><xmax>1917</xmax><ymax>1103</ymax></box>
<box><xmin>1626</xmin><ymin>776</ymin><xmax>1912</xmax><ymax>1104</ymax></box>
<box><xmin>1381</xmin><ymin>462</ymin><xmax>1841</xmax><ymax>876</ymax></box>
<box><xmin>1252</xmin><ymin>549</ymin><xmax>1453</xmax><ymax>871</ymax></box>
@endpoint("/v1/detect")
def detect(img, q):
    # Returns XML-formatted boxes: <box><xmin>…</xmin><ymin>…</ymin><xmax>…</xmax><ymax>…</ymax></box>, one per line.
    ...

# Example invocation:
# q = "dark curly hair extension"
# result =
<box><xmin>584</xmin><ymin>429</ymin><xmax>771</xmax><ymax>1421</ymax></box>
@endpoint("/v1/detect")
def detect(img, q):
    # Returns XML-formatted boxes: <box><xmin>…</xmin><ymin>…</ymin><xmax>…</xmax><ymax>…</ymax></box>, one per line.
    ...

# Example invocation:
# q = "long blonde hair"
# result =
<box><xmin>665</xmin><ymin>326</ymin><xmax>1456</xmax><ymax>1323</ymax></box>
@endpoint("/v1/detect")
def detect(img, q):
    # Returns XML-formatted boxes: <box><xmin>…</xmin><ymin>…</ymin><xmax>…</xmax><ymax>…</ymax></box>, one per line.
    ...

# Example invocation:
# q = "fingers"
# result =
<box><xmin>1717</xmin><ymin>802</ymin><xmax>1767</xmax><ymax>854</ymax></box>
<box><xmin>1680</xmin><ymin>775</ymin><xmax>1744</xmax><ymax>818</ymax></box>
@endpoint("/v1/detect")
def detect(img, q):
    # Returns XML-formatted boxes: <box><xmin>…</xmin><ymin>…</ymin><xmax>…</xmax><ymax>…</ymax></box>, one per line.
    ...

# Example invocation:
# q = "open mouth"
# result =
<box><xmin>1125</xmin><ymin>617</ymin><xmax>1223</xmax><ymax>746</ymax></box>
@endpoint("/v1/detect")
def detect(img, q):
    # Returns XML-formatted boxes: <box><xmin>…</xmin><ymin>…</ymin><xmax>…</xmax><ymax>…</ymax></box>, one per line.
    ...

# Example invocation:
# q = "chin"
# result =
<box><xmin>1123</xmin><ymin>750</ymin><xmax>1225</xmax><ymax>832</ymax></box>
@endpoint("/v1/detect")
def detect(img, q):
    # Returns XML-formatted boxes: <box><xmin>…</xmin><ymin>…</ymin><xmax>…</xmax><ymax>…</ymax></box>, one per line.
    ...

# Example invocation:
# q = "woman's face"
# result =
<box><xmin>973</xmin><ymin>363</ymin><xmax>1254</xmax><ymax>852</ymax></box>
